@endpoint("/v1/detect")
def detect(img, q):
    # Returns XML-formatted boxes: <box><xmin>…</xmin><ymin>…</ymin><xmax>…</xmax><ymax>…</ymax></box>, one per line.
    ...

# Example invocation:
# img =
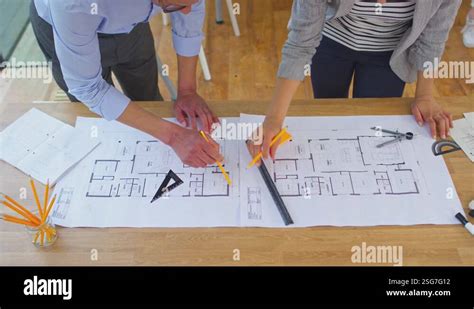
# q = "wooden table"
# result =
<box><xmin>1</xmin><ymin>97</ymin><xmax>473</xmax><ymax>266</ymax></box>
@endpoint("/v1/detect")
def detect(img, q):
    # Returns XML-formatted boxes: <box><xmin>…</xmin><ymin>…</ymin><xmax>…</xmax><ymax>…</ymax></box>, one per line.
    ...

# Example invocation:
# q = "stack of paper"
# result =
<box><xmin>0</xmin><ymin>108</ymin><xmax>100</xmax><ymax>185</ymax></box>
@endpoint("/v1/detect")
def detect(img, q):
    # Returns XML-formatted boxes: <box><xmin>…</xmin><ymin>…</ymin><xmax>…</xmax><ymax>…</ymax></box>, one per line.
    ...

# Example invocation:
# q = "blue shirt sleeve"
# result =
<box><xmin>48</xmin><ymin>1</ymin><xmax>130</xmax><ymax>121</ymax></box>
<box><xmin>170</xmin><ymin>0</ymin><xmax>205</xmax><ymax>57</ymax></box>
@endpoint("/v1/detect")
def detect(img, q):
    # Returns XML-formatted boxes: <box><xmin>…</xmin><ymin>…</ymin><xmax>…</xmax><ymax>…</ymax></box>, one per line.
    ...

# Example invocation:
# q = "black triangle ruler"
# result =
<box><xmin>150</xmin><ymin>170</ymin><xmax>184</xmax><ymax>203</ymax></box>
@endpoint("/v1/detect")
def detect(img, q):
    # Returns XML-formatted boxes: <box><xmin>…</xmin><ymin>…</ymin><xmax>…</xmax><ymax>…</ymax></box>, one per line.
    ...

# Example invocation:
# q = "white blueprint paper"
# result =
<box><xmin>0</xmin><ymin>108</ymin><xmax>100</xmax><ymax>184</ymax></box>
<box><xmin>451</xmin><ymin>117</ymin><xmax>474</xmax><ymax>162</ymax></box>
<box><xmin>51</xmin><ymin>114</ymin><xmax>464</xmax><ymax>228</ymax></box>
<box><xmin>52</xmin><ymin>117</ymin><xmax>240</xmax><ymax>227</ymax></box>
<box><xmin>464</xmin><ymin>112</ymin><xmax>474</xmax><ymax>127</ymax></box>
<box><xmin>239</xmin><ymin>114</ymin><xmax>464</xmax><ymax>227</ymax></box>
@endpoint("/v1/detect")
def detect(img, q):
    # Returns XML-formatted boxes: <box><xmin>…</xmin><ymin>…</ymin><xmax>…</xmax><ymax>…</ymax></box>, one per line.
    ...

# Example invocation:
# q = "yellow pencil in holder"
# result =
<box><xmin>0</xmin><ymin>179</ymin><xmax>59</xmax><ymax>248</ymax></box>
<box><xmin>26</xmin><ymin>210</ymin><xmax>58</xmax><ymax>248</ymax></box>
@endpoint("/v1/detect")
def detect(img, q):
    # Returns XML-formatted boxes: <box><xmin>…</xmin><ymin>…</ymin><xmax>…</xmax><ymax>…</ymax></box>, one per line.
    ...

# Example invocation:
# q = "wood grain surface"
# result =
<box><xmin>0</xmin><ymin>96</ymin><xmax>472</xmax><ymax>266</ymax></box>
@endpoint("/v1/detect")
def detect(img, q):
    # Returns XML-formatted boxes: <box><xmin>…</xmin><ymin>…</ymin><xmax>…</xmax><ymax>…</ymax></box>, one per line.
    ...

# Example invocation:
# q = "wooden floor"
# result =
<box><xmin>0</xmin><ymin>0</ymin><xmax>473</xmax><ymax>106</ymax></box>
<box><xmin>152</xmin><ymin>0</ymin><xmax>474</xmax><ymax>100</ymax></box>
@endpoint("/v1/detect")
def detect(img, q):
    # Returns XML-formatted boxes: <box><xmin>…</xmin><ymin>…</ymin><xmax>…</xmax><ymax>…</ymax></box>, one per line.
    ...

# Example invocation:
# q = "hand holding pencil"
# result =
<box><xmin>246</xmin><ymin>126</ymin><xmax>292</xmax><ymax>168</ymax></box>
<box><xmin>199</xmin><ymin>131</ymin><xmax>232</xmax><ymax>186</ymax></box>
<box><xmin>169</xmin><ymin>126</ymin><xmax>224</xmax><ymax>168</ymax></box>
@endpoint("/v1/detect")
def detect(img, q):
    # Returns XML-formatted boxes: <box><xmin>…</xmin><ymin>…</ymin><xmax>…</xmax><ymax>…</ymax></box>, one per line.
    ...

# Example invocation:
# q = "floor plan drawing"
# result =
<box><xmin>50</xmin><ymin>115</ymin><xmax>463</xmax><ymax>228</ymax></box>
<box><xmin>270</xmin><ymin>136</ymin><xmax>420</xmax><ymax>198</ymax></box>
<box><xmin>51</xmin><ymin>117</ymin><xmax>241</xmax><ymax>228</ymax></box>
<box><xmin>247</xmin><ymin>187</ymin><xmax>262</xmax><ymax>220</ymax></box>
<box><xmin>52</xmin><ymin>187</ymin><xmax>74</xmax><ymax>220</ymax></box>
<box><xmin>86</xmin><ymin>139</ymin><xmax>232</xmax><ymax>199</ymax></box>
<box><xmin>240</xmin><ymin>114</ymin><xmax>463</xmax><ymax>228</ymax></box>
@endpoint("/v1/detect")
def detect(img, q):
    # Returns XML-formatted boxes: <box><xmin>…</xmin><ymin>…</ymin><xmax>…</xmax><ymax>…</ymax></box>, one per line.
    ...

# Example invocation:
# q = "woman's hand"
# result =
<box><xmin>246</xmin><ymin>117</ymin><xmax>283</xmax><ymax>166</ymax></box>
<box><xmin>411</xmin><ymin>96</ymin><xmax>453</xmax><ymax>139</ymax></box>
<box><xmin>246</xmin><ymin>78</ymin><xmax>301</xmax><ymax>165</ymax></box>
<box><xmin>174</xmin><ymin>90</ymin><xmax>219</xmax><ymax>133</ymax></box>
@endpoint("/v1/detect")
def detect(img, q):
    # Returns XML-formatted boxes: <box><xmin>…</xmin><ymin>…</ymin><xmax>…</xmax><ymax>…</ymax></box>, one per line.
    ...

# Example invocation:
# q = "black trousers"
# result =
<box><xmin>311</xmin><ymin>36</ymin><xmax>406</xmax><ymax>99</ymax></box>
<box><xmin>29</xmin><ymin>1</ymin><xmax>163</xmax><ymax>102</ymax></box>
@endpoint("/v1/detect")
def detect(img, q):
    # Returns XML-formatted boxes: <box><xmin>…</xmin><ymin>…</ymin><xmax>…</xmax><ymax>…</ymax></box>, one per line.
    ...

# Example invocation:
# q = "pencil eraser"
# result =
<box><xmin>469</xmin><ymin>200</ymin><xmax>474</xmax><ymax>211</ymax></box>
<box><xmin>466</xmin><ymin>223</ymin><xmax>474</xmax><ymax>236</ymax></box>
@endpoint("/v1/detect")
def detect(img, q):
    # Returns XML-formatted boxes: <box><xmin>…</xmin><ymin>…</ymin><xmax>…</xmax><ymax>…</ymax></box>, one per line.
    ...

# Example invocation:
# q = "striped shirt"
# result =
<box><xmin>322</xmin><ymin>0</ymin><xmax>416</xmax><ymax>52</ymax></box>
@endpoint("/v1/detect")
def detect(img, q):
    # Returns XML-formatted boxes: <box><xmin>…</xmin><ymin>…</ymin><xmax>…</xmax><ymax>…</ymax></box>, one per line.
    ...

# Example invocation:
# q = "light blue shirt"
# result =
<box><xmin>34</xmin><ymin>0</ymin><xmax>205</xmax><ymax>120</ymax></box>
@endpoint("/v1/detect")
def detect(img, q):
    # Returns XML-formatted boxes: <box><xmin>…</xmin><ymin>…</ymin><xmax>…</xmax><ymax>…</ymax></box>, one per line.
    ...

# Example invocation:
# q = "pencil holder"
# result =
<box><xmin>26</xmin><ymin>210</ymin><xmax>58</xmax><ymax>248</ymax></box>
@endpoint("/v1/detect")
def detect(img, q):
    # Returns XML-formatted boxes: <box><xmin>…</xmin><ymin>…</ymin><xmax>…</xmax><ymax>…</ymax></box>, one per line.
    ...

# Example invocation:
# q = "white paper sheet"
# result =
<box><xmin>0</xmin><ymin>108</ymin><xmax>100</xmax><ymax>184</ymax></box>
<box><xmin>51</xmin><ymin>117</ymin><xmax>240</xmax><ymax>227</ymax></box>
<box><xmin>239</xmin><ymin>114</ymin><xmax>464</xmax><ymax>227</ymax></box>
<box><xmin>51</xmin><ymin>114</ymin><xmax>464</xmax><ymax>228</ymax></box>
<box><xmin>464</xmin><ymin>112</ymin><xmax>474</xmax><ymax>128</ymax></box>
<box><xmin>451</xmin><ymin>117</ymin><xmax>474</xmax><ymax>162</ymax></box>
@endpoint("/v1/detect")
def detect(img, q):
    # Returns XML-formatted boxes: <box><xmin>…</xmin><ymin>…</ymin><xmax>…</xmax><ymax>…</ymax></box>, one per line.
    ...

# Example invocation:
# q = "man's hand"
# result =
<box><xmin>174</xmin><ymin>91</ymin><xmax>219</xmax><ymax>133</ymax></box>
<box><xmin>167</xmin><ymin>124</ymin><xmax>224</xmax><ymax>168</ymax></box>
<box><xmin>411</xmin><ymin>96</ymin><xmax>453</xmax><ymax>139</ymax></box>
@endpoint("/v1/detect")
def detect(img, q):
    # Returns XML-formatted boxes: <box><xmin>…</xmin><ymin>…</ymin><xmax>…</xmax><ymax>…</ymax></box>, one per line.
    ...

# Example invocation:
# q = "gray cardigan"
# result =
<box><xmin>278</xmin><ymin>0</ymin><xmax>462</xmax><ymax>83</ymax></box>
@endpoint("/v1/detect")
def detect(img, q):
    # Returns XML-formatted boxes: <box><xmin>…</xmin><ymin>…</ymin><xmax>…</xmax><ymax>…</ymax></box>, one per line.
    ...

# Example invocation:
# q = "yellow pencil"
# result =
<box><xmin>278</xmin><ymin>134</ymin><xmax>292</xmax><ymax>148</ymax></box>
<box><xmin>216</xmin><ymin>161</ymin><xmax>232</xmax><ymax>186</ymax></box>
<box><xmin>40</xmin><ymin>230</ymin><xmax>44</xmax><ymax>246</ymax></box>
<box><xmin>0</xmin><ymin>198</ymin><xmax>40</xmax><ymax>225</ymax></box>
<box><xmin>199</xmin><ymin>131</ymin><xmax>232</xmax><ymax>186</ymax></box>
<box><xmin>38</xmin><ymin>194</ymin><xmax>57</xmax><ymax>243</ymax></box>
<box><xmin>33</xmin><ymin>231</ymin><xmax>40</xmax><ymax>244</ymax></box>
<box><xmin>46</xmin><ymin>227</ymin><xmax>52</xmax><ymax>243</ymax></box>
<box><xmin>30</xmin><ymin>179</ymin><xmax>43</xmax><ymax>219</ymax></box>
<box><xmin>42</xmin><ymin>180</ymin><xmax>49</xmax><ymax>221</ymax></box>
<box><xmin>247</xmin><ymin>128</ymin><xmax>292</xmax><ymax>168</ymax></box>
<box><xmin>42</xmin><ymin>195</ymin><xmax>57</xmax><ymax>223</ymax></box>
<box><xmin>1</xmin><ymin>214</ymin><xmax>38</xmax><ymax>227</ymax></box>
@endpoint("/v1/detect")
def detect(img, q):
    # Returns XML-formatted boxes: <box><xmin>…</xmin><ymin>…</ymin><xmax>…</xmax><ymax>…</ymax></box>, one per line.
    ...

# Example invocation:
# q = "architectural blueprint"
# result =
<box><xmin>268</xmin><ymin>136</ymin><xmax>420</xmax><ymax>197</ymax></box>
<box><xmin>52</xmin><ymin>117</ymin><xmax>240</xmax><ymax>227</ymax></box>
<box><xmin>51</xmin><ymin>114</ymin><xmax>464</xmax><ymax>228</ymax></box>
<box><xmin>86</xmin><ymin>140</ymin><xmax>231</xmax><ymax>199</ymax></box>
<box><xmin>240</xmin><ymin>114</ymin><xmax>464</xmax><ymax>227</ymax></box>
